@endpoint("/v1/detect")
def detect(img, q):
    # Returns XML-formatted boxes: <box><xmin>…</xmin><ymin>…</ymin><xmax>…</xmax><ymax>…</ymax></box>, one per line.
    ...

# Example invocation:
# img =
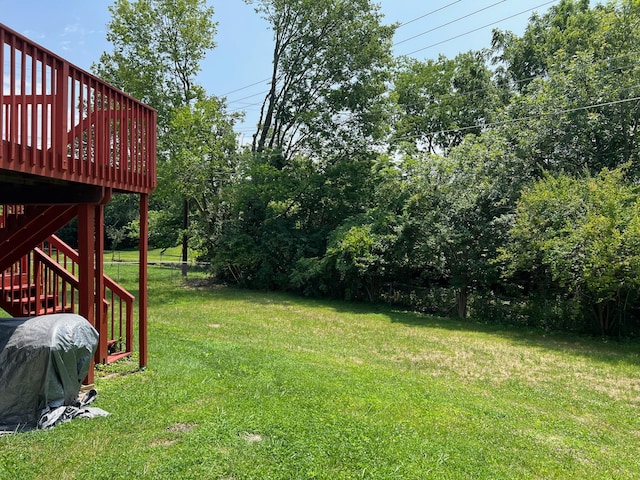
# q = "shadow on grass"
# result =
<box><xmin>141</xmin><ymin>276</ymin><xmax>640</xmax><ymax>368</ymax></box>
<box><xmin>386</xmin><ymin>307</ymin><xmax>640</xmax><ymax>363</ymax></box>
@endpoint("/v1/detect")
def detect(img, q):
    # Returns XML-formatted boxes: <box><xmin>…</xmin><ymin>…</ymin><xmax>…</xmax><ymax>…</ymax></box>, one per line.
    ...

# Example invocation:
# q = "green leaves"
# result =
<box><xmin>494</xmin><ymin>0</ymin><xmax>640</xmax><ymax>179</ymax></box>
<box><xmin>502</xmin><ymin>167</ymin><xmax>640</xmax><ymax>334</ymax></box>
<box><xmin>95</xmin><ymin>0</ymin><xmax>216</xmax><ymax>130</ymax></box>
<box><xmin>392</xmin><ymin>51</ymin><xmax>501</xmax><ymax>154</ymax></box>
<box><xmin>248</xmin><ymin>0</ymin><xmax>395</xmax><ymax>161</ymax></box>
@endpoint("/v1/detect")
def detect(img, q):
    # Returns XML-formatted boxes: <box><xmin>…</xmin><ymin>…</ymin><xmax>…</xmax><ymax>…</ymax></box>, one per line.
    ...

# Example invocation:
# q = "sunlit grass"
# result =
<box><xmin>1</xmin><ymin>264</ymin><xmax>639</xmax><ymax>479</ymax></box>
<box><xmin>104</xmin><ymin>246</ymin><xmax>194</xmax><ymax>263</ymax></box>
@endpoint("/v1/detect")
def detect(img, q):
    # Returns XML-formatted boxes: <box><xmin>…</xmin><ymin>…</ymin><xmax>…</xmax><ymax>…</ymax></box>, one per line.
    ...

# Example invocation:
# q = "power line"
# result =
<box><xmin>227</xmin><ymin>3</ymin><xmax>518</xmax><ymax>112</ymax></box>
<box><xmin>233</xmin><ymin>93</ymin><xmax>640</xmax><ymax>155</ymax></box>
<box><xmin>394</xmin><ymin>54</ymin><xmax>640</xmax><ymax>112</ymax></box>
<box><xmin>229</xmin><ymin>50</ymin><xmax>640</xmax><ymax>128</ymax></box>
<box><xmin>395</xmin><ymin>0</ymin><xmax>507</xmax><ymax>46</ymax></box>
<box><xmin>228</xmin><ymin>99</ymin><xmax>264</xmax><ymax>115</ymax></box>
<box><xmin>405</xmin><ymin>0</ymin><xmax>557</xmax><ymax>56</ymax></box>
<box><xmin>391</xmin><ymin>94</ymin><xmax>640</xmax><ymax>142</ymax></box>
<box><xmin>221</xmin><ymin>78</ymin><xmax>271</xmax><ymax>97</ymax></box>
<box><xmin>223</xmin><ymin>0</ymin><xmax>561</xmax><ymax>132</ymax></box>
<box><xmin>220</xmin><ymin>1</ymin><xmax>482</xmax><ymax>107</ymax></box>
<box><xmin>227</xmin><ymin>89</ymin><xmax>271</xmax><ymax>104</ymax></box>
<box><xmin>397</xmin><ymin>0</ymin><xmax>463</xmax><ymax>29</ymax></box>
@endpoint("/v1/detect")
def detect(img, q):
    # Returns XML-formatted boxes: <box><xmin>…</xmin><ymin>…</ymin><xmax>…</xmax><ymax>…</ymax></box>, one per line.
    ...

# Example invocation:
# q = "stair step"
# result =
<box><xmin>19</xmin><ymin>305</ymin><xmax>73</xmax><ymax>316</ymax></box>
<box><xmin>1</xmin><ymin>275</ymin><xmax>29</xmax><ymax>289</ymax></box>
<box><xmin>107</xmin><ymin>351</ymin><xmax>132</xmax><ymax>363</ymax></box>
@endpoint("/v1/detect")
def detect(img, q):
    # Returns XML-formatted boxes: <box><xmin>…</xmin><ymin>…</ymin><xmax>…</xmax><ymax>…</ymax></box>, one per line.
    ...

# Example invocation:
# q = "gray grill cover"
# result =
<box><xmin>0</xmin><ymin>314</ymin><xmax>98</xmax><ymax>431</ymax></box>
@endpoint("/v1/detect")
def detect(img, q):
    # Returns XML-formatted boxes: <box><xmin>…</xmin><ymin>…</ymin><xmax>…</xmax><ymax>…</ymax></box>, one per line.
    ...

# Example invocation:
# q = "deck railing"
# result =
<box><xmin>0</xmin><ymin>23</ymin><xmax>156</xmax><ymax>194</ymax></box>
<box><xmin>0</xmin><ymin>235</ymin><xmax>135</xmax><ymax>363</ymax></box>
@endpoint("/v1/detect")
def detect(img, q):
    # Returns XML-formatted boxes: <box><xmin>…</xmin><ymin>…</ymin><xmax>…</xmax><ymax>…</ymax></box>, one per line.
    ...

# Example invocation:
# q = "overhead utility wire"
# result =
<box><xmin>391</xmin><ymin>94</ymin><xmax>640</xmax><ymax>142</ymax></box>
<box><xmin>221</xmin><ymin>78</ymin><xmax>271</xmax><ymax>97</ymax></box>
<box><xmin>231</xmin><ymin>0</ymin><xmax>583</xmax><ymax>115</ymax></box>
<box><xmin>406</xmin><ymin>0</ymin><xmax>557</xmax><ymax>56</ymax></box>
<box><xmin>227</xmin><ymin>88</ymin><xmax>271</xmax><ymax>106</ymax></box>
<box><xmin>221</xmin><ymin>2</ymin><xmax>471</xmax><ymax>105</ymax></box>
<box><xmin>228</xmin><ymin>94</ymin><xmax>640</xmax><ymax>158</ymax></box>
<box><xmin>395</xmin><ymin>0</ymin><xmax>507</xmax><ymax>46</ymax></box>
<box><xmin>393</xmin><ymin>56</ymin><xmax>640</xmax><ymax>112</ymax></box>
<box><xmin>397</xmin><ymin>0</ymin><xmax>463</xmax><ymax>29</ymax></box>
<box><xmin>226</xmin><ymin>1</ymin><xmax>560</xmax><ymax>127</ymax></box>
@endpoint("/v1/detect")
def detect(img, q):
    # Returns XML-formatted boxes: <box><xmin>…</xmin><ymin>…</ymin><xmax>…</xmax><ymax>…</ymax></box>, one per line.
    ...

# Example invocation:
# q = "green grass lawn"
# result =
<box><xmin>104</xmin><ymin>246</ymin><xmax>193</xmax><ymax>263</ymax></box>
<box><xmin>1</xmin><ymin>264</ymin><xmax>639</xmax><ymax>479</ymax></box>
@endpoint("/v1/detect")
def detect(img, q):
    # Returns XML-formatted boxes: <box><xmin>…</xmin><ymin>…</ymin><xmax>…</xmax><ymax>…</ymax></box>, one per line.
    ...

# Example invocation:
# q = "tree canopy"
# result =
<box><xmin>246</xmin><ymin>0</ymin><xmax>395</xmax><ymax>162</ymax></box>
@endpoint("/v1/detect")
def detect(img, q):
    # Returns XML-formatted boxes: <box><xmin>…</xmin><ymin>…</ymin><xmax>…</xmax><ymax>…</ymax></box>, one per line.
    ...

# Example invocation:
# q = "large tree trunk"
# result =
<box><xmin>593</xmin><ymin>300</ymin><xmax>616</xmax><ymax>336</ymax></box>
<box><xmin>456</xmin><ymin>286</ymin><xmax>468</xmax><ymax>319</ymax></box>
<box><xmin>182</xmin><ymin>198</ymin><xmax>189</xmax><ymax>278</ymax></box>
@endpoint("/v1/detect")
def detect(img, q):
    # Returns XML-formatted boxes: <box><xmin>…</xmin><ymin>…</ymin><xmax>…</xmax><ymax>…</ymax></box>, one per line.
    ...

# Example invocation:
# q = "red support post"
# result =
<box><xmin>54</xmin><ymin>60</ymin><xmax>69</xmax><ymax>172</ymax></box>
<box><xmin>139</xmin><ymin>193</ymin><xmax>149</xmax><ymax>368</ymax></box>
<box><xmin>94</xmin><ymin>200</ymin><xmax>107</xmax><ymax>365</ymax></box>
<box><xmin>0</xmin><ymin>27</ymin><xmax>4</xmax><ymax>154</ymax></box>
<box><xmin>33</xmin><ymin>253</ymin><xmax>42</xmax><ymax>315</ymax></box>
<box><xmin>77</xmin><ymin>204</ymin><xmax>96</xmax><ymax>383</ymax></box>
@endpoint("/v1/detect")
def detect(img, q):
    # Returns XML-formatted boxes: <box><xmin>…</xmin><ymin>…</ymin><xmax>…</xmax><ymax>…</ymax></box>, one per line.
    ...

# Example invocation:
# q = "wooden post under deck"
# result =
<box><xmin>139</xmin><ymin>193</ymin><xmax>149</xmax><ymax>368</ymax></box>
<box><xmin>95</xmin><ymin>201</ymin><xmax>107</xmax><ymax>365</ymax></box>
<box><xmin>77</xmin><ymin>204</ymin><xmax>96</xmax><ymax>384</ymax></box>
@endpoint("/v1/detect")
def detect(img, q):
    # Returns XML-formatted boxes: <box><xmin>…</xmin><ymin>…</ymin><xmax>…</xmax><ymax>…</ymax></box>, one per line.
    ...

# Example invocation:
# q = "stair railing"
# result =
<box><xmin>44</xmin><ymin>235</ymin><xmax>135</xmax><ymax>363</ymax></box>
<box><xmin>0</xmin><ymin>235</ymin><xmax>134</xmax><ymax>363</ymax></box>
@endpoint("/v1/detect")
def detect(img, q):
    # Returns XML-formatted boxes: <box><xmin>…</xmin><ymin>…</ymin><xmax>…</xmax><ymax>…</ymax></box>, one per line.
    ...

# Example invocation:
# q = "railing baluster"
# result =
<box><xmin>9</xmin><ymin>40</ymin><xmax>17</xmax><ymax>162</ymax></box>
<box><xmin>1</xmin><ymin>27</ymin><xmax>5</xmax><ymax>147</ymax></box>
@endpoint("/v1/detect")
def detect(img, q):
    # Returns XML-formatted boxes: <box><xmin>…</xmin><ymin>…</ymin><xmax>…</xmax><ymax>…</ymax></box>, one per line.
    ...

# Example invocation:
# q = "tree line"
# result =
<box><xmin>93</xmin><ymin>0</ymin><xmax>640</xmax><ymax>337</ymax></box>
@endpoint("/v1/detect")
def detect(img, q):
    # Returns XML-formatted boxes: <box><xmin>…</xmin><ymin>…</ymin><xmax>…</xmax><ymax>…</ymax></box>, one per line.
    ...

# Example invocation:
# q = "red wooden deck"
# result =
<box><xmin>0</xmin><ymin>23</ymin><xmax>156</xmax><ymax>380</ymax></box>
<box><xmin>0</xmin><ymin>23</ymin><xmax>156</xmax><ymax>193</ymax></box>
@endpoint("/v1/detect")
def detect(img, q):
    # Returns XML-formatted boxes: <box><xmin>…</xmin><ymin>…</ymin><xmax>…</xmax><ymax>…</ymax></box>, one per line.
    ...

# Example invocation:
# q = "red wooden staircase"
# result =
<box><xmin>0</xmin><ymin>231</ymin><xmax>135</xmax><ymax>364</ymax></box>
<box><xmin>0</xmin><ymin>23</ymin><xmax>156</xmax><ymax>379</ymax></box>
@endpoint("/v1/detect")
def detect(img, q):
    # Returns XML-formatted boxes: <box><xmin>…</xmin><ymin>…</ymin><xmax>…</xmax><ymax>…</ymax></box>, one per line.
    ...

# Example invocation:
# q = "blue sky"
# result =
<box><xmin>1</xmin><ymin>0</ymin><xmax>575</xmax><ymax>136</ymax></box>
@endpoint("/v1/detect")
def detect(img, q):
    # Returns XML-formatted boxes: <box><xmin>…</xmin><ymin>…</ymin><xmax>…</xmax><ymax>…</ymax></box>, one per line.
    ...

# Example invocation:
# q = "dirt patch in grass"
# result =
<box><xmin>240</xmin><ymin>432</ymin><xmax>263</xmax><ymax>443</ymax></box>
<box><xmin>168</xmin><ymin>422</ymin><xmax>197</xmax><ymax>433</ymax></box>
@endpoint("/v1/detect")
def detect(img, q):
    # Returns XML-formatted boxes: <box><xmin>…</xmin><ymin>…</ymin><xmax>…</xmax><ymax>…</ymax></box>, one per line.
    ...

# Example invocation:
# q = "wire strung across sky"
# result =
<box><xmin>224</xmin><ymin>0</ymin><xmax>519</xmax><ymax>106</ymax></box>
<box><xmin>221</xmin><ymin>78</ymin><xmax>272</xmax><ymax>98</ymax></box>
<box><xmin>225</xmin><ymin>0</ymin><xmax>562</xmax><ymax>110</ymax></box>
<box><xmin>389</xmin><ymin>93</ymin><xmax>640</xmax><ymax>144</ymax></box>
<box><xmin>226</xmin><ymin>42</ymin><xmax>640</xmax><ymax>138</ymax></box>
<box><xmin>405</xmin><ymin>0</ymin><xmax>557</xmax><ymax>56</ymax></box>
<box><xmin>388</xmin><ymin>54</ymin><xmax>640</xmax><ymax>113</ymax></box>
<box><xmin>394</xmin><ymin>0</ymin><xmax>507</xmax><ymax>46</ymax></box>
<box><xmin>224</xmin><ymin>0</ymin><xmax>571</xmax><ymax>138</ymax></box>
<box><xmin>396</xmin><ymin>0</ymin><xmax>463</xmax><ymax>29</ymax></box>
<box><xmin>222</xmin><ymin>92</ymin><xmax>640</xmax><ymax>160</ymax></box>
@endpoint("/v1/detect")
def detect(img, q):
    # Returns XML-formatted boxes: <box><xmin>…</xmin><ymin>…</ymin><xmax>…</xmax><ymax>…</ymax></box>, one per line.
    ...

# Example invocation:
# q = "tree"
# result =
<box><xmin>493</xmin><ymin>0</ymin><xmax>640</xmax><ymax>178</ymax></box>
<box><xmin>165</xmin><ymin>95</ymin><xmax>239</xmax><ymax>261</ymax></box>
<box><xmin>500</xmin><ymin>167</ymin><xmax>640</xmax><ymax>335</ymax></box>
<box><xmin>246</xmin><ymin>0</ymin><xmax>395</xmax><ymax>162</ymax></box>
<box><xmin>393</xmin><ymin>50</ymin><xmax>501</xmax><ymax>154</ymax></box>
<box><xmin>95</xmin><ymin>0</ymin><xmax>216</xmax><ymax>128</ymax></box>
<box><xmin>400</xmin><ymin>131</ymin><xmax>530</xmax><ymax>318</ymax></box>
<box><xmin>95</xmin><ymin>0</ymin><xmax>220</xmax><ymax>276</ymax></box>
<box><xmin>210</xmin><ymin>153</ymin><xmax>316</xmax><ymax>288</ymax></box>
<box><xmin>290</xmin><ymin>155</ymin><xmax>410</xmax><ymax>300</ymax></box>
<box><xmin>212</xmin><ymin>0</ymin><xmax>396</xmax><ymax>288</ymax></box>
<box><xmin>491</xmin><ymin>0</ymin><xmax>593</xmax><ymax>90</ymax></box>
